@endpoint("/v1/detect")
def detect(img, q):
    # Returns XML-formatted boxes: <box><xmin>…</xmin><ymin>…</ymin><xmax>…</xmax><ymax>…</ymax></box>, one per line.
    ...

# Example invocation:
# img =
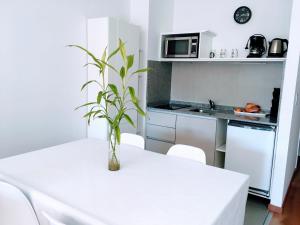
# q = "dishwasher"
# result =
<box><xmin>225</xmin><ymin>120</ymin><xmax>276</xmax><ymax>198</ymax></box>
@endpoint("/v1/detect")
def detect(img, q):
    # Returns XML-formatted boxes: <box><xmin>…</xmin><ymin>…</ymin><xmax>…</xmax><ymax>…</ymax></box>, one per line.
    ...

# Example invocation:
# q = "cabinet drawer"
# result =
<box><xmin>146</xmin><ymin>124</ymin><xmax>175</xmax><ymax>142</ymax></box>
<box><xmin>147</xmin><ymin>111</ymin><xmax>176</xmax><ymax>128</ymax></box>
<box><xmin>146</xmin><ymin>138</ymin><xmax>173</xmax><ymax>155</ymax></box>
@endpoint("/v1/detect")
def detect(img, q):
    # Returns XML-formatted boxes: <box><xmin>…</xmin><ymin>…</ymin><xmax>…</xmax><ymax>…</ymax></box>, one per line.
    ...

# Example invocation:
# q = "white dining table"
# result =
<box><xmin>0</xmin><ymin>139</ymin><xmax>249</xmax><ymax>225</ymax></box>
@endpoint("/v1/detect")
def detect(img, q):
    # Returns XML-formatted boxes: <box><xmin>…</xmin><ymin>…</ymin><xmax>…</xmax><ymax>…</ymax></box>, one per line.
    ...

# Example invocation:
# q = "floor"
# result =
<box><xmin>244</xmin><ymin>195</ymin><xmax>270</xmax><ymax>225</ymax></box>
<box><xmin>269</xmin><ymin>161</ymin><xmax>300</xmax><ymax>225</ymax></box>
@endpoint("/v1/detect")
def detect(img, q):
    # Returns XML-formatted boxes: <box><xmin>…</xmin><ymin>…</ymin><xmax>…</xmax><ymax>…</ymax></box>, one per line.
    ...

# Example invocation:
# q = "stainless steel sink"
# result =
<box><xmin>190</xmin><ymin>108</ymin><xmax>232</xmax><ymax>114</ymax></box>
<box><xmin>190</xmin><ymin>108</ymin><xmax>215</xmax><ymax>114</ymax></box>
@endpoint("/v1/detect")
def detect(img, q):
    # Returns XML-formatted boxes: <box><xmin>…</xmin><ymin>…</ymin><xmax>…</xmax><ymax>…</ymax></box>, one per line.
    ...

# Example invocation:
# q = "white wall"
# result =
<box><xmin>148</xmin><ymin>0</ymin><xmax>174</xmax><ymax>60</ymax></box>
<box><xmin>172</xmin><ymin>0</ymin><xmax>292</xmax><ymax>57</ymax></box>
<box><xmin>168</xmin><ymin>0</ymin><xmax>291</xmax><ymax>109</ymax></box>
<box><xmin>0</xmin><ymin>0</ymin><xmax>130</xmax><ymax>158</ymax></box>
<box><xmin>171</xmin><ymin>63</ymin><xmax>283</xmax><ymax>109</ymax></box>
<box><xmin>271</xmin><ymin>0</ymin><xmax>300</xmax><ymax>207</ymax></box>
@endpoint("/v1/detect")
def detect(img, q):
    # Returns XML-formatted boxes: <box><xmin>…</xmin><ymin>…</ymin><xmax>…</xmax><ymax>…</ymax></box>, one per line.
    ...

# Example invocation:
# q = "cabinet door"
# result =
<box><xmin>147</xmin><ymin>111</ymin><xmax>176</xmax><ymax>128</ymax></box>
<box><xmin>146</xmin><ymin>138</ymin><xmax>173</xmax><ymax>155</ymax></box>
<box><xmin>176</xmin><ymin>116</ymin><xmax>217</xmax><ymax>165</ymax></box>
<box><xmin>146</xmin><ymin>124</ymin><xmax>175</xmax><ymax>142</ymax></box>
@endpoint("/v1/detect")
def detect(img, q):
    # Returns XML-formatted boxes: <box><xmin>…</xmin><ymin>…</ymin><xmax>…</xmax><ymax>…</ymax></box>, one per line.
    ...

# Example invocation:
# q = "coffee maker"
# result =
<box><xmin>245</xmin><ymin>34</ymin><xmax>267</xmax><ymax>58</ymax></box>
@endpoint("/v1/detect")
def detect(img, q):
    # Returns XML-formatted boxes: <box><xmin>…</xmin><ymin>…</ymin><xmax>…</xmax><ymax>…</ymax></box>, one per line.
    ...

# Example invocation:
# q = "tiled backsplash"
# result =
<box><xmin>171</xmin><ymin>62</ymin><xmax>283</xmax><ymax>110</ymax></box>
<box><xmin>147</xmin><ymin>60</ymin><xmax>172</xmax><ymax>105</ymax></box>
<box><xmin>146</xmin><ymin>61</ymin><xmax>283</xmax><ymax>110</ymax></box>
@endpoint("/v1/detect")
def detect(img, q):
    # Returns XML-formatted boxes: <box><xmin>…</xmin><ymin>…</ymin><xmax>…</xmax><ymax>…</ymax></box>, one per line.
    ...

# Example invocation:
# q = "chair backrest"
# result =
<box><xmin>121</xmin><ymin>133</ymin><xmax>145</xmax><ymax>149</ymax></box>
<box><xmin>0</xmin><ymin>181</ymin><xmax>39</xmax><ymax>225</ymax></box>
<box><xmin>42</xmin><ymin>211</ymin><xmax>66</xmax><ymax>225</ymax></box>
<box><xmin>31</xmin><ymin>191</ymin><xmax>109</xmax><ymax>225</ymax></box>
<box><xmin>167</xmin><ymin>144</ymin><xmax>206</xmax><ymax>164</ymax></box>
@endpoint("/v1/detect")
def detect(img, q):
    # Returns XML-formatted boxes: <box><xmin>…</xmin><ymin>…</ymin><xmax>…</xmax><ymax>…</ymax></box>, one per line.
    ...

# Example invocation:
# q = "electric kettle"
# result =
<box><xmin>245</xmin><ymin>34</ymin><xmax>267</xmax><ymax>58</ymax></box>
<box><xmin>268</xmin><ymin>38</ymin><xmax>288</xmax><ymax>57</ymax></box>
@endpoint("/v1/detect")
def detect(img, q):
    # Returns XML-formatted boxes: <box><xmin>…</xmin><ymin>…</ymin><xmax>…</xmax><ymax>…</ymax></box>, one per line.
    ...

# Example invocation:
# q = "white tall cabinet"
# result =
<box><xmin>87</xmin><ymin>17</ymin><xmax>140</xmax><ymax>140</ymax></box>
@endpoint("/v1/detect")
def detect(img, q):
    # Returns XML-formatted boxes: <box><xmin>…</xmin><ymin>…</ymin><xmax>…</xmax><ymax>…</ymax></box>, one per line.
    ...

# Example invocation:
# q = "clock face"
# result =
<box><xmin>234</xmin><ymin>6</ymin><xmax>252</xmax><ymax>24</ymax></box>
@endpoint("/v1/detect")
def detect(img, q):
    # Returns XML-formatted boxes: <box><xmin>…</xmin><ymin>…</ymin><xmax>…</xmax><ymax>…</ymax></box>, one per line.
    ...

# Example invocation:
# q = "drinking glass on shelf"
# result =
<box><xmin>235</xmin><ymin>49</ymin><xmax>239</xmax><ymax>58</ymax></box>
<box><xmin>231</xmin><ymin>49</ymin><xmax>239</xmax><ymax>58</ymax></box>
<box><xmin>220</xmin><ymin>49</ymin><xmax>224</xmax><ymax>58</ymax></box>
<box><xmin>220</xmin><ymin>49</ymin><xmax>227</xmax><ymax>58</ymax></box>
<box><xmin>231</xmin><ymin>49</ymin><xmax>235</xmax><ymax>58</ymax></box>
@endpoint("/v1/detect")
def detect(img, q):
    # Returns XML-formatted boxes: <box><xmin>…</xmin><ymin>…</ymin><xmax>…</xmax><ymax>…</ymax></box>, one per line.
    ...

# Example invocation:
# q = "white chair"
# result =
<box><xmin>31</xmin><ymin>191</ymin><xmax>108</xmax><ymax>225</ymax></box>
<box><xmin>121</xmin><ymin>133</ymin><xmax>145</xmax><ymax>149</ymax></box>
<box><xmin>167</xmin><ymin>144</ymin><xmax>206</xmax><ymax>164</ymax></box>
<box><xmin>42</xmin><ymin>212</ymin><xmax>66</xmax><ymax>225</ymax></box>
<box><xmin>0</xmin><ymin>181</ymin><xmax>39</xmax><ymax>225</ymax></box>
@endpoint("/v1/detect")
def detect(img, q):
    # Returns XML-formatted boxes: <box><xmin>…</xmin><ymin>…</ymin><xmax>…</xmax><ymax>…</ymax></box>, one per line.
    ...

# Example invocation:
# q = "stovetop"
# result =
<box><xmin>151</xmin><ymin>103</ymin><xmax>190</xmax><ymax>110</ymax></box>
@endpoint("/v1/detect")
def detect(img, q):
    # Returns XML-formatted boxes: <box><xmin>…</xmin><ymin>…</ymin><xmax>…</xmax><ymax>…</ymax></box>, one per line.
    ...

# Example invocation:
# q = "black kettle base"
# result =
<box><xmin>267</xmin><ymin>54</ymin><xmax>285</xmax><ymax>58</ymax></box>
<box><xmin>247</xmin><ymin>54</ymin><xmax>263</xmax><ymax>58</ymax></box>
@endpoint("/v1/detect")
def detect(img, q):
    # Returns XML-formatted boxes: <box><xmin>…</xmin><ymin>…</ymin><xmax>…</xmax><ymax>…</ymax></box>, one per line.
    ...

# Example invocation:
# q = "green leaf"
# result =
<box><xmin>128</xmin><ymin>86</ymin><xmax>145</xmax><ymax>116</ymax></box>
<box><xmin>108</xmin><ymin>84</ymin><xmax>119</xmax><ymax>96</ymax></box>
<box><xmin>133</xmin><ymin>102</ymin><xmax>146</xmax><ymax>116</ymax></box>
<box><xmin>128</xmin><ymin>86</ymin><xmax>137</xmax><ymax>103</ymax></box>
<box><xmin>97</xmin><ymin>91</ymin><xmax>103</xmax><ymax>104</ymax></box>
<box><xmin>83</xmin><ymin>63</ymin><xmax>102</xmax><ymax>71</ymax></box>
<box><xmin>132</xmin><ymin>68</ymin><xmax>150</xmax><ymax>75</ymax></box>
<box><xmin>68</xmin><ymin>45</ymin><xmax>101</xmax><ymax>68</ymax></box>
<box><xmin>81</xmin><ymin>80</ymin><xmax>100</xmax><ymax>91</ymax></box>
<box><xmin>127</xmin><ymin>55</ymin><xmax>134</xmax><ymax>70</ymax></box>
<box><xmin>106</xmin><ymin>117</ymin><xmax>114</xmax><ymax>126</ymax></box>
<box><xmin>98</xmin><ymin>60</ymin><xmax>118</xmax><ymax>74</ymax></box>
<box><xmin>83</xmin><ymin>111</ymin><xmax>95</xmax><ymax>118</ymax></box>
<box><xmin>100</xmin><ymin>47</ymin><xmax>107</xmax><ymax>71</ymax></box>
<box><xmin>124</xmin><ymin>114</ymin><xmax>135</xmax><ymax>127</ymax></box>
<box><xmin>120</xmin><ymin>66</ymin><xmax>126</xmax><ymax>79</ymax></box>
<box><xmin>115</xmin><ymin>126</ymin><xmax>121</xmax><ymax>144</ymax></box>
<box><xmin>101</xmin><ymin>47</ymin><xmax>107</xmax><ymax>61</ymax></box>
<box><xmin>107</xmin><ymin>45</ymin><xmax>121</xmax><ymax>61</ymax></box>
<box><xmin>119</xmin><ymin>39</ymin><xmax>127</xmax><ymax>63</ymax></box>
<box><xmin>93</xmin><ymin>110</ymin><xmax>104</xmax><ymax>119</ymax></box>
<box><xmin>96</xmin><ymin>115</ymin><xmax>107</xmax><ymax>120</ymax></box>
<box><xmin>75</xmin><ymin>102</ymin><xmax>97</xmax><ymax>110</ymax></box>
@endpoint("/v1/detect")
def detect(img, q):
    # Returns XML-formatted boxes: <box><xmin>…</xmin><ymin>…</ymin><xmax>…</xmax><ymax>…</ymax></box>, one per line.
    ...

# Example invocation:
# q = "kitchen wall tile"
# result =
<box><xmin>147</xmin><ymin>60</ymin><xmax>172</xmax><ymax>104</ymax></box>
<box><xmin>170</xmin><ymin>62</ymin><xmax>283</xmax><ymax>109</ymax></box>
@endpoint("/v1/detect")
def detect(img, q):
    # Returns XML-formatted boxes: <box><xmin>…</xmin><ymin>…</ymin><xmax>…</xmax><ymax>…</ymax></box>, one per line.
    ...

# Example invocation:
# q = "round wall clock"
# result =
<box><xmin>234</xmin><ymin>6</ymin><xmax>252</xmax><ymax>24</ymax></box>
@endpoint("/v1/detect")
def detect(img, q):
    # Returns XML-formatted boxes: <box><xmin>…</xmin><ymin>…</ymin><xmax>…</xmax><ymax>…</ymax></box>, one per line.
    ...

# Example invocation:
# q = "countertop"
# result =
<box><xmin>147</xmin><ymin>106</ymin><xmax>277</xmax><ymax>126</ymax></box>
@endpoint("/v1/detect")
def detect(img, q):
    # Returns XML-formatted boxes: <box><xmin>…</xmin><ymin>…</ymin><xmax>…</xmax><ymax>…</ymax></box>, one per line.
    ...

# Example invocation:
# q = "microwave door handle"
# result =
<box><xmin>165</xmin><ymin>40</ymin><xmax>169</xmax><ymax>57</ymax></box>
<box><xmin>188</xmin><ymin>38</ymin><xmax>192</xmax><ymax>56</ymax></box>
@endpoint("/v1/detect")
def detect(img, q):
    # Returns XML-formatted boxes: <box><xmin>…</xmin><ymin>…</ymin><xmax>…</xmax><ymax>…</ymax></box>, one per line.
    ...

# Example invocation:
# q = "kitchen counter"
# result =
<box><xmin>147</xmin><ymin>106</ymin><xmax>277</xmax><ymax>126</ymax></box>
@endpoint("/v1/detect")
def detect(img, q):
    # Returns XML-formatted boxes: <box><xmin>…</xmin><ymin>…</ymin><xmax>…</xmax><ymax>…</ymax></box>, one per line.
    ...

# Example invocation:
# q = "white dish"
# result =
<box><xmin>234</xmin><ymin>111</ymin><xmax>268</xmax><ymax>118</ymax></box>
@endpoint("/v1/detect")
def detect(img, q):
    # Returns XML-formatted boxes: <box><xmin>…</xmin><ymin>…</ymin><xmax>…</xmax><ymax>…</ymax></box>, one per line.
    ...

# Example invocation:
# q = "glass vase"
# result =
<box><xmin>108</xmin><ymin>129</ymin><xmax>120</xmax><ymax>171</ymax></box>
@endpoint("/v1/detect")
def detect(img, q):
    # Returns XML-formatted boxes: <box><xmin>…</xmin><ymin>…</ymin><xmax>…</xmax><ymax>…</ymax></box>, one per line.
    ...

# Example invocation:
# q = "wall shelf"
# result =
<box><xmin>159</xmin><ymin>58</ymin><xmax>286</xmax><ymax>63</ymax></box>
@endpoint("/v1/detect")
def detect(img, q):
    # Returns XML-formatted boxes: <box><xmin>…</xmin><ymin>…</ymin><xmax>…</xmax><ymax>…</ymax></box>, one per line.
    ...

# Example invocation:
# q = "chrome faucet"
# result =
<box><xmin>209</xmin><ymin>99</ymin><xmax>216</xmax><ymax>110</ymax></box>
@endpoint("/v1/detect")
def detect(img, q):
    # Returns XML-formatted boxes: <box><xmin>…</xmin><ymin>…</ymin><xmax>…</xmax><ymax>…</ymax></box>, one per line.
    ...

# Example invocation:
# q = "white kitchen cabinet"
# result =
<box><xmin>146</xmin><ymin>110</ymin><xmax>176</xmax><ymax>154</ymax></box>
<box><xmin>176</xmin><ymin>115</ymin><xmax>217</xmax><ymax>165</ymax></box>
<box><xmin>87</xmin><ymin>17</ymin><xmax>140</xmax><ymax>140</ymax></box>
<box><xmin>146</xmin><ymin>138</ymin><xmax>173</xmax><ymax>155</ymax></box>
<box><xmin>147</xmin><ymin>111</ymin><xmax>176</xmax><ymax>128</ymax></box>
<box><xmin>146</xmin><ymin>124</ymin><xmax>175</xmax><ymax>142</ymax></box>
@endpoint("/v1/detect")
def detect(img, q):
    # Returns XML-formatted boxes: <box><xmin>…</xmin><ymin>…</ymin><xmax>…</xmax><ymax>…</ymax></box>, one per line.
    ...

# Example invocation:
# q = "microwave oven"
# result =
<box><xmin>162</xmin><ymin>33</ymin><xmax>200</xmax><ymax>58</ymax></box>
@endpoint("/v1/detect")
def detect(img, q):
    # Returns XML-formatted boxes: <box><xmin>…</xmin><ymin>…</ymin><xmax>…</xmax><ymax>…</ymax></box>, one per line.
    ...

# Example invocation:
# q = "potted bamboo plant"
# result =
<box><xmin>70</xmin><ymin>39</ymin><xmax>148</xmax><ymax>171</ymax></box>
